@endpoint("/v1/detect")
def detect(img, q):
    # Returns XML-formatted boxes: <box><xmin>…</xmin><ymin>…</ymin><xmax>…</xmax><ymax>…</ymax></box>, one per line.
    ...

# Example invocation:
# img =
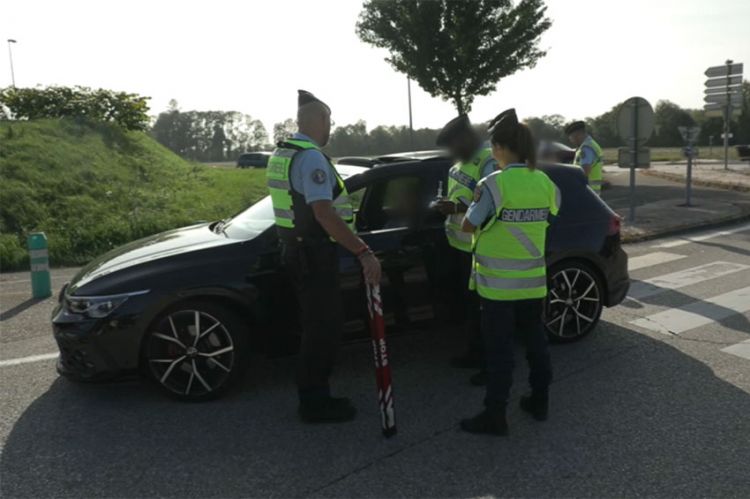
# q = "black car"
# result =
<box><xmin>52</xmin><ymin>156</ymin><xmax>629</xmax><ymax>400</ymax></box>
<box><xmin>236</xmin><ymin>152</ymin><xmax>271</xmax><ymax>168</ymax></box>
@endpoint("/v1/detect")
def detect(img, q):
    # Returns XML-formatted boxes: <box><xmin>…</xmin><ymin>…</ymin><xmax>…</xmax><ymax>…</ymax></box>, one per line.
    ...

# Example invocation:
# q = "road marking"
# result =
<box><xmin>722</xmin><ymin>339</ymin><xmax>750</xmax><ymax>361</ymax></box>
<box><xmin>628</xmin><ymin>251</ymin><xmax>687</xmax><ymax>271</ymax></box>
<box><xmin>629</xmin><ymin>261</ymin><xmax>750</xmax><ymax>300</ymax></box>
<box><xmin>654</xmin><ymin>222</ymin><xmax>750</xmax><ymax>248</ymax></box>
<box><xmin>0</xmin><ymin>352</ymin><xmax>58</xmax><ymax>368</ymax></box>
<box><xmin>630</xmin><ymin>286</ymin><xmax>750</xmax><ymax>335</ymax></box>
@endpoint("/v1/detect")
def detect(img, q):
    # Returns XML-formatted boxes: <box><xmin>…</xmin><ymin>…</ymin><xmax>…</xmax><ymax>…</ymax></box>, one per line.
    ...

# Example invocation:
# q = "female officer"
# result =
<box><xmin>459</xmin><ymin>108</ymin><xmax>561</xmax><ymax>436</ymax></box>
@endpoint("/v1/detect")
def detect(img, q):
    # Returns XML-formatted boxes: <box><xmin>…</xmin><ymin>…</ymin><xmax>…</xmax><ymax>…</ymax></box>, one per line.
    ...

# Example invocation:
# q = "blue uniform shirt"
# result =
<box><xmin>289</xmin><ymin>132</ymin><xmax>337</xmax><ymax>204</ymax></box>
<box><xmin>578</xmin><ymin>138</ymin><xmax>597</xmax><ymax>168</ymax></box>
<box><xmin>479</xmin><ymin>153</ymin><xmax>498</xmax><ymax>180</ymax></box>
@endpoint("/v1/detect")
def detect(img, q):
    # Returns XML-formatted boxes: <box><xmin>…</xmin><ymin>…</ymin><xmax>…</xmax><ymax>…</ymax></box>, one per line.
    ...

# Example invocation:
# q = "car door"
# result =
<box><xmin>337</xmin><ymin>168</ymin><xmax>447</xmax><ymax>336</ymax></box>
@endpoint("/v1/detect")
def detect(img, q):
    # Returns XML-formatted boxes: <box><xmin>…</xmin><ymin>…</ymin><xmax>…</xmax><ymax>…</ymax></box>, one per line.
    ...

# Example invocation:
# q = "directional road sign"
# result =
<box><xmin>705</xmin><ymin>63</ymin><xmax>743</xmax><ymax>78</ymax></box>
<box><xmin>705</xmin><ymin>86</ymin><xmax>741</xmax><ymax>96</ymax></box>
<box><xmin>705</xmin><ymin>75</ymin><xmax>743</xmax><ymax>88</ymax></box>
<box><xmin>705</xmin><ymin>108</ymin><xmax>741</xmax><ymax>118</ymax></box>
<box><xmin>704</xmin><ymin>93</ymin><xmax>742</xmax><ymax>105</ymax></box>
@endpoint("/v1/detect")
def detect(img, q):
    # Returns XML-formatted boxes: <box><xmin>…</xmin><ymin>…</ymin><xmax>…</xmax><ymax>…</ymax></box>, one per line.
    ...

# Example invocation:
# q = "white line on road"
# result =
<box><xmin>628</xmin><ymin>251</ymin><xmax>687</xmax><ymax>271</ymax></box>
<box><xmin>654</xmin><ymin>222</ymin><xmax>750</xmax><ymax>248</ymax></box>
<box><xmin>0</xmin><ymin>352</ymin><xmax>58</xmax><ymax>368</ymax></box>
<box><xmin>629</xmin><ymin>261</ymin><xmax>750</xmax><ymax>300</ymax></box>
<box><xmin>722</xmin><ymin>339</ymin><xmax>750</xmax><ymax>361</ymax></box>
<box><xmin>630</xmin><ymin>286</ymin><xmax>750</xmax><ymax>335</ymax></box>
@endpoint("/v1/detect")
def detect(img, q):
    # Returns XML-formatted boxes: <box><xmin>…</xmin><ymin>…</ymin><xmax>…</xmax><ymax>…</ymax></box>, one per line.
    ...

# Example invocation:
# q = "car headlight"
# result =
<box><xmin>65</xmin><ymin>290</ymin><xmax>149</xmax><ymax>318</ymax></box>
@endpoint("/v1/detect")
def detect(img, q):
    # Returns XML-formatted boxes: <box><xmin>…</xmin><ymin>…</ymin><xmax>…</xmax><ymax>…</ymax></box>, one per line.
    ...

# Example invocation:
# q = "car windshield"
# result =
<box><xmin>222</xmin><ymin>164</ymin><xmax>366</xmax><ymax>240</ymax></box>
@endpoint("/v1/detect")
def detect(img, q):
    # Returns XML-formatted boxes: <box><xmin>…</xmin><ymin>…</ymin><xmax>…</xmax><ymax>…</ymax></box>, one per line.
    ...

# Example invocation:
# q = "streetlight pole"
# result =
<box><xmin>7</xmin><ymin>39</ymin><xmax>17</xmax><ymax>88</ymax></box>
<box><xmin>407</xmin><ymin>77</ymin><xmax>414</xmax><ymax>149</ymax></box>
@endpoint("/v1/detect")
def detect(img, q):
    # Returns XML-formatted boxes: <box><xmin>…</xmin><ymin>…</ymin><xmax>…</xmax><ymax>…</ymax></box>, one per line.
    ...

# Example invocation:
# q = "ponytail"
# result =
<box><xmin>490</xmin><ymin>121</ymin><xmax>537</xmax><ymax>169</ymax></box>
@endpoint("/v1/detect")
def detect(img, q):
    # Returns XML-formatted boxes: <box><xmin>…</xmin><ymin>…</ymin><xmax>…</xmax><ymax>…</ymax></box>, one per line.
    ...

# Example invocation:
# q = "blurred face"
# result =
<box><xmin>568</xmin><ymin>130</ymin><xmax>585</xmax><ymax>147</ymax></box>
<box><xmin>319</xmin><ymin>110</ymin><xmax>331</xmax><ymax>146</ymax></box>
<box><xmin>446</xmin><ymin>130</ymin><xmax>478</xmax><ymax>162</ymax></box>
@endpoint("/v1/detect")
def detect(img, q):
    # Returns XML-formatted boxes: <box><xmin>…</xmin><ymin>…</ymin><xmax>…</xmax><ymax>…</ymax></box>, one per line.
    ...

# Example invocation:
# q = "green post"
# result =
<box><xmin>28</xmin><ymin>232</ymin><xmax>52</xmax><ymax>299</ymax></box>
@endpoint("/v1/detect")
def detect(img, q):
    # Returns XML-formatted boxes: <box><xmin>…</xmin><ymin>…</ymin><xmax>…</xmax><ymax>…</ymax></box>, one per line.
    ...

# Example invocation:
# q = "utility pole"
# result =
<box><xmin>407</xmin><ymin>77</ymin><xmax>414</xmax><ymax>149</ymax></box>
<box><xmin>723</xmin><ymin>59</ymin><xmax>732</xmax><ymax>171</ymax></box>
<box><xmin>7</xmin><ymin>39</ymin><xmax>16</xmax><ymax>88</ymax></box>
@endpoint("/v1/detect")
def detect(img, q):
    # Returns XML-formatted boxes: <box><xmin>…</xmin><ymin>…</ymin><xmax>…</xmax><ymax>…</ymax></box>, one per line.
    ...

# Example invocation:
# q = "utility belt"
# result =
<box><xmin>278</xmin><ymin>233</ymin><xmax>334</xmax><ymax>248</ymax></box>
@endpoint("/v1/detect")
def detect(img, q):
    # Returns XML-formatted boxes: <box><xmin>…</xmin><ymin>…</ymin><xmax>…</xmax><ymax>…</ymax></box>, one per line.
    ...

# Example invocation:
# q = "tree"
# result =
<box><xmin>356</xmin><ymin>0</ymin><xmax>551</xmax><ymax>114</ymax></box>
<box><xmin>652</xmin><ymin>100</ymin><xmax>695</xmax><ymax>147</ymax></box>
<box><xmin>0</xmin><ymin>86</ymin><xmax>151</xmax><ymax>131</ymax></box>
<box><xmin>525</xmin><ymin>114</ymin><xmax>566</xmax><ymax>143</ymax></box>
<box><xmin>273</xmin><ymin>118</ymin><xmax>297</xmax><ymax>143</ymax></box>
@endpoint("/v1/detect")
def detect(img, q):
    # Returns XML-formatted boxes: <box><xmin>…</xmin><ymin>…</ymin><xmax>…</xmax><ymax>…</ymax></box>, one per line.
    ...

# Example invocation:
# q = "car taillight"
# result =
<box><xmin>608</xmin><ymin>214</ymin><xmax>622</xmax><ymax>236</ymax></box>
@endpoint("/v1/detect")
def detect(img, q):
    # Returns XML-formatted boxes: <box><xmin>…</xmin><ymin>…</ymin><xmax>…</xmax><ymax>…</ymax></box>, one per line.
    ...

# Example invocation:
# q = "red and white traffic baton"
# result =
<box><xmin>365</xmin><ymin>282</ymin><xmax>397</xmax><ymax>437</ymax></box>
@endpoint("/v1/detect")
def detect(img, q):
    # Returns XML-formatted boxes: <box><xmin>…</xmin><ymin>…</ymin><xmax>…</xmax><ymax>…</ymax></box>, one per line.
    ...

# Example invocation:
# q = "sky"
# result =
<box><xmin>2</xmin><ymin>0</ymin><xmax>749</xmax><ymax>133</ymax></box>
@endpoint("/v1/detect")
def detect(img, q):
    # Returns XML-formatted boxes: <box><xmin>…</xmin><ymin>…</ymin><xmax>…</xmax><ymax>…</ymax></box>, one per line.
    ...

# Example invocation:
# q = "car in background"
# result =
<box><xmin>52</xmin><ymin>153</ymin><xmax>629</xmax><ymax>401</ymax></box>
<box><xmin>237</xmin><ymin>152</ymin><xmax>271</xmax><ymax>168</ymax></box>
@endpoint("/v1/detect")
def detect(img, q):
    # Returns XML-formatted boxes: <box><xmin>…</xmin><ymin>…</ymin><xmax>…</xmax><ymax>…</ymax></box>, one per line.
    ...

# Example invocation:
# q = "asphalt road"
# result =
<box><xmin>1</xmin><ymin>222</ymin><xmax>750</xmax><ymax>498</ymax></box>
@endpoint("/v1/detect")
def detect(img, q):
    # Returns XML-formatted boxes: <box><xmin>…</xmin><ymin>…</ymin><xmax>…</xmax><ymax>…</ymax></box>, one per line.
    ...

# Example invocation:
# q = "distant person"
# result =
<box><xmin>565</xmin><ymin>120</ymin><xmax>603</xmax><ymax>196</ymax></box>
<box><xmin>266</xmin><ymin>90</ymin><xmax>381</xmax><ymax>423</ymax></box>
<box><xmin>432</xmin><ymin>114</ymin><xmax>497</xmax><ymax>371</ymax></box>
<box><xmin>459</xmin><ymin>109</ymin><xmax>560</xmax><ymax>436</ymax></box>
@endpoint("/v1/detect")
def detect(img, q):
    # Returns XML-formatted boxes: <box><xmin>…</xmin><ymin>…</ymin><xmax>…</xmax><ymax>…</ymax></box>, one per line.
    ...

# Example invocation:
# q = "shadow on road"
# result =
<box><xmin>1</xmin><ymin>323</ymin><xmax>749</xmax><ymax>498</ymax></box>
<box><xmin>0</xmin><ymin>297</ymin><xmax>46</xmax><ymax>322</ymax></box>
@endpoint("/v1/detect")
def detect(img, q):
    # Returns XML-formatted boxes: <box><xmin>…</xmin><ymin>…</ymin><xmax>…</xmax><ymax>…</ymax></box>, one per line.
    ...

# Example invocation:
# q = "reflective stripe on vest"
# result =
<box><xmin>574</xmin><ymin>136</ymin><xmax>603</xmax><ymax>195</ymax></box>
<box><xmin>444</xmin><ymin>148</ymin><xmax>493</xmax><ymax>252</ymax></box>
<box><xmin>470</xmin><ymin>166</ymin><xmax>559</xmax><ymax>301</ymax></box>
<box><xmin>266</xmin><ymin>139</ymin><xmax>355</xmax><ymax>233</ymax></box>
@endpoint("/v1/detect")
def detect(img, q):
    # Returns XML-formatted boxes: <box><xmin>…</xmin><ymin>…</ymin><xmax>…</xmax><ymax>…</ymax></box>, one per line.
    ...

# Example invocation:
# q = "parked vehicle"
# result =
<box><xmin>237</xmin><ymin>152</ymin><xmax>271</xmax><ymax>168</ymax></box>
<box><xmin>52</xmin><ymin>154</ymin><xmax>629</xmax><ymax>400</ymax></box>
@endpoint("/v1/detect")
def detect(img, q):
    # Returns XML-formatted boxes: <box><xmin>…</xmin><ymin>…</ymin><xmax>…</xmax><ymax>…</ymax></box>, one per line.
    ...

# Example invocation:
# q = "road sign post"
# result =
<box><xmin>678</xmin><ymin>126</ymin><xmax>701</xmax><ymax>207</ymax></box>
<box><xmin>704</xmin><ymin>60</ymin><xmax>743</xmax><ymax>171</ymax></box>
<box><xmin>616</xmin><ymin>97</ymin><xmax>654</xmax><ymax>222</ymax></box>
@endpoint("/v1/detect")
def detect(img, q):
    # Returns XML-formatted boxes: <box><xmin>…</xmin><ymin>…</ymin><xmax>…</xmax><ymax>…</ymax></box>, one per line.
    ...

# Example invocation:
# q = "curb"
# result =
<box><xmin>641</xmin><ymin>170</ymin><xmax>750</xmax><ymax>193</ymax></box>
<box><xmin>621</xmin><ymin>212</ymin><xmax>750</xmax><ymax>244</ymax></box>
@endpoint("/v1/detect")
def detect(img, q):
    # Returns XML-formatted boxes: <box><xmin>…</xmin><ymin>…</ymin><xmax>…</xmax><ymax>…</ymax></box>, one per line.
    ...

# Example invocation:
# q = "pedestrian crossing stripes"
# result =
<box><xmin>628</xmin><ymin>251</ymin><xmax>686</xmax><ymax>271</ymax></box>
<box><xmin>630</xmin><ymin>286</ymin><xmax>750</xmax><ymax>335</ymax></box>
<box><xmin>628</xmin><ymin>261</ymin><xmax>750</xmax><ymax>300</ymax></box>
<box><xmin>722</xmin><ymin>340</ymin><xmax>750</xmax><ymax>361</ymax></box>
<box><xmin>653</xmin><ymin>222</ymin><xmax>750</xmax><ymax>249</ymax></box>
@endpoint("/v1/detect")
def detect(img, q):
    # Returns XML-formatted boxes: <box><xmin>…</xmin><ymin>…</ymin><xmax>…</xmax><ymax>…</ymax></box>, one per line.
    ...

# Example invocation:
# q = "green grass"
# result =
<box><xmin>601</xmin><ymin>147</ymin><xmax>740</xmax><ymax>163</ymax></box>
<box><xmin>0</xmin><ymin>119</ymin><xmax>268</xmax><ymax>271</ymax></box>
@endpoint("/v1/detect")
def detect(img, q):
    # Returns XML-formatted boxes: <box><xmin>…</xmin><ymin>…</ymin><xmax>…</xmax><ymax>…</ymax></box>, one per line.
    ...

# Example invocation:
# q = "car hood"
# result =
<box><xmin>70</xmin><ymin>223</ymin><xmax>239</xmax><ymax>290</ymax></box>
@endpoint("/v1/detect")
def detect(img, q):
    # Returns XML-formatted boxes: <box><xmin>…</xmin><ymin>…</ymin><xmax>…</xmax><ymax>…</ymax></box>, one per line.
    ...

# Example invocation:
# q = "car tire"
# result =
<box><xmin>544</xmin><ymin>260</ymin><xmax>604</xmax><ymax>343</ymax></box>
<box><xmin>142</xmin><ymin>300</ymin><xmax>248</xmax><ymax>401</ymax></box>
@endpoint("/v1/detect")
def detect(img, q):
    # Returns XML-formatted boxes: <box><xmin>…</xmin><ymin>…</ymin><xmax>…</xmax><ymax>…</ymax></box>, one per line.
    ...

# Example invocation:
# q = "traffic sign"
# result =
<box><xmin>678</xmin><ymin>126</ymin><xmax>701</xmax><ymax>143</ymax></box>
<box><xmin>616</xmin><ymin>97</ymin><xmax>654</xmax><ymax>143</ymax></box>
<box><xmin>617</xmin><ymin>147</ymin><xmax>650</xmax><ymax>168</ymax></box>
<box><xmin>703</xmin><ymin>94</ymin><xmax>742</xmax><ymax>107</ymax></box>
<box><xmin>704</xmin><ymin>86</ymin><xmax>741</xmax><ymax>96</ymax></box>
<box><xmin>682</xmin><ymin>146</ymin><xmax>699</xmax><ymax>158</ymax></box>
<box><xmin>721</xmin><ymin>133</ymin><xmax>734</xmax><ymax>139</ymax></box>
<box><xmin>705</xmin><ymin>75</ymin><xmax>743</xmax><ymax>88</ymax></box>
<box><xmin>704</xmin><ymin>93</ymin><xmax>742</xmax><ymax>105</ymax></box>
<box><xmin>705</xmin><ymin>108</ymin><xmax>741</xmax><ymax>118</ymax></box>
<box><xmin>705</xmin><ymin>62</ymin><xmax>743</xmax><ymax>78</ymax></box>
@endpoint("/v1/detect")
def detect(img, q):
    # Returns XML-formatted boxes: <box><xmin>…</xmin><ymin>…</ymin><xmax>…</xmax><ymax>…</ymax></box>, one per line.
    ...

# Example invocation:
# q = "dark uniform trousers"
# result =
<box><xmin>481</xmin><ymin>298</ymin><xmax>552</xmax><ymax>407</ymax></box>
<box><xmin>457</xmin><ymin>249</ymin><xmax>482</xmax><ymax>352</ymax></box>
<box><xmin>282</xmin><ymin>240</ymin><xmax>344</xmax><ymax>401</ymax></box>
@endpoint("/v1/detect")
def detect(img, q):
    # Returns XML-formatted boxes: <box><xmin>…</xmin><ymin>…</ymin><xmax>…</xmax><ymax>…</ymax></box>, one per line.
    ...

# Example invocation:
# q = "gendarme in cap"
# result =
<box><xmin>298</xmin><ymin>89</ymin><xmax>330</xmax><ymax>113</ymax></box>
<box><xmin>436</xmin><ymin>113</ymin><xmax>472</xmax><ymax>147</ymax></box>
<box><xmin>564</xmin><ymin>120</ymin><xmax>585</xmax><ymax>135</ymax></box>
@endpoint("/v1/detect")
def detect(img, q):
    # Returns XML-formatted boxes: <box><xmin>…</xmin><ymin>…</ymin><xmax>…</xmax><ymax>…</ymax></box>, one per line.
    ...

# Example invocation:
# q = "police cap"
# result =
<box><xmin>298</xmin><ymin>89</ymin><xmax>330</xmax><ymax>113</ymax></box>
<box><xmin>436</xmin><ymin>113</ymin><xmax>472</xmax><ymax>147</ymax></box>
<box><xmin>564</xmin><ymin>120</ymin><xmax>586</xmax><ymax>135</ymax></box>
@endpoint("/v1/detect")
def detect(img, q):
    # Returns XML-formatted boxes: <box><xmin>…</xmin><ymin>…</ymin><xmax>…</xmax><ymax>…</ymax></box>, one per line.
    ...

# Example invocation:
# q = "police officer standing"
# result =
<box><xmin>460</xmin><ymin>109</ymin><xmax>560</xmax><ymax>435</ymax></box>
<box><xmin>433</xmin><ymin>114</ymin><xmax>497</xmax><ymax>369</ymax></box>
<box><xmin>566</xmin><ymin>120</ymin><xmax>604</xmax><ymax>196</ymax></box>
<box><xmin>266</xmin><ymin>90</ymin><xmax>381</xmax><ymax>423</ymax></box>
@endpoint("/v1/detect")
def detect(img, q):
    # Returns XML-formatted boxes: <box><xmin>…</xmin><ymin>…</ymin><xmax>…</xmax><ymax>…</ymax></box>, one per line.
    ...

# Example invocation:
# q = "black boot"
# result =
<box><xmin>299</xmin><ymin>396</ymin><xmax>357</xmax><ymax>423</ymax></box>
<box><xmin>520</xmin><ymin>391</ymin><xmax>548</xmax><ymax>421</ymax></box>
<box><xmin>460</xmin><ymin>405</ymin><xmax>508</xmax><ymax>436</ymax></box>
<box><xmin>469</xmin><ymin>370</ymin><xmax>487</xmax><ymax>386</ymax></box>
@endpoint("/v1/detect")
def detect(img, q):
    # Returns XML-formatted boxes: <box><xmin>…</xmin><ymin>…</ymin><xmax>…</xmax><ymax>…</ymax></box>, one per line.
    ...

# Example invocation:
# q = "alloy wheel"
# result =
<box><xmin>146</xmin><ymin>310</ymin><xmax>235</xmax><ymax>397</ymax></box>
<box><xmin>545</xmin><ymin>266</ymin><xmax>601</xmax><ymax>341</ymax></box>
